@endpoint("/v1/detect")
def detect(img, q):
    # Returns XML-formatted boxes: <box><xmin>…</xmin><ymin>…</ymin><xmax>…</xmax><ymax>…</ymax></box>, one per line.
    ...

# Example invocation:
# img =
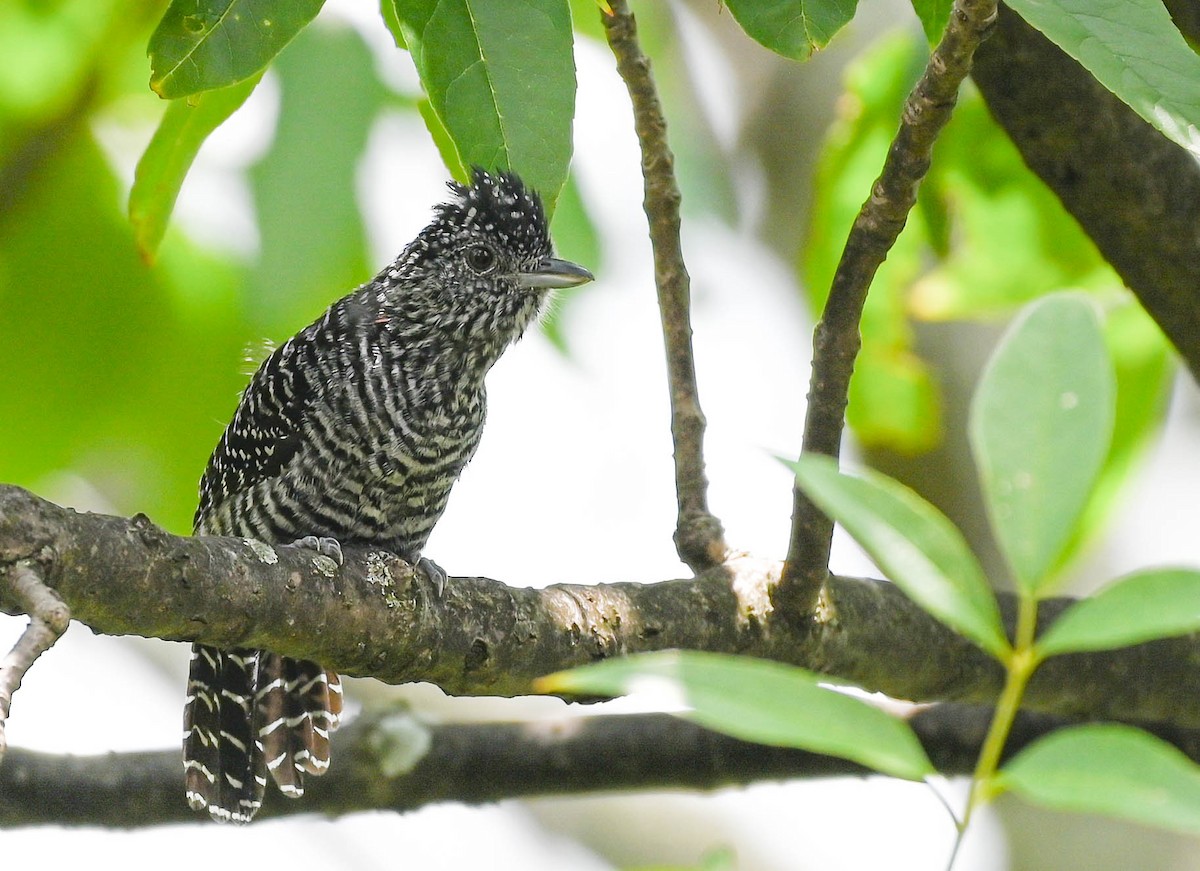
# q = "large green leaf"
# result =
<box><xmin>969</xmin><ymin>294</ymin><xmax>1115</xmax><ymax>594</ymax></box>
<box><xmin>537</xmin><ymin>651</ymin><xmax>934</xmax><ymax>782</ymax></box>
<box><xmin>787</xmin><ymin>454</ymin><xmax>1009</xmax><ymax>660</ymax></box>
<box><xmin>148</xmin><ymin>0</ymin><xmax>326</xmax><ymax>98</ymax></box>
<box><xmin>1006</xmin><ymin>0</ymin><xmax>1200</xmax><ymax>158</ymax></box>
<box><xmin>392</xmin><ymin>0</ymin><xmax>576</xmax><ymax>212</ymax></box>
<box><xmin>129</xmin><ymin>73</ymin><xmax>262</xmax><ymax>262</ymax></box>
<box><xmin>1037</xmin><ymin>569</ymin><xmax>1200</xmax><ymax>658</ymax></box>
<box><xmin>724</xmin><ymin>0</ymin><xmax>859</xmax><ymax>60</ymax></box>
<box><xmin>998</xmin><ymin>724</ymin><xmax>1200</xmax><ymax>835</ymax></box>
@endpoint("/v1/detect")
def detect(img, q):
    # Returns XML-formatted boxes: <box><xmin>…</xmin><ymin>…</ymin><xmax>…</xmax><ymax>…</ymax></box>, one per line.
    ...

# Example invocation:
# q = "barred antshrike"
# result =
<box><xmin>184</xmin><ymin>168</ymin><xmax>593</xmax><ymax>823</ymax></box>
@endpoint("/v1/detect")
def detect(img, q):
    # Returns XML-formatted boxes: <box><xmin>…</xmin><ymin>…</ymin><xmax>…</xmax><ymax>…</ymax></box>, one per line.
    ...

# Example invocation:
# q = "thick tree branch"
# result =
<box><xmin>5</xmin><ymin>484</ymin><xmax>1200</xmax><ymax>730</ymax></box>
<box><xmin>602</xmin><ymin>0</ymin><xmax>729</xmax><ymax>573</ymax></box>
<box><xmin>778</xmin><ymin>0</ymin><xmax>999</xmax><ymax>617</ymax></box>
<box><xmin>7</xmin><ymin>701</ymin><xmax>1200</xmax><ymax>828</ymax></box>
<box><xmin>972</xmin><ymin>4</ymin><xmax>1200</xmax><ymax>380</ymax></box>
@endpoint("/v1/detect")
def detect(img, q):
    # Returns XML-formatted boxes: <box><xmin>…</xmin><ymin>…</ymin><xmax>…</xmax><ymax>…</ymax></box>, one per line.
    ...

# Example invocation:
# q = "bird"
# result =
<box><xmin>183</xmin><ymin>168</ymin><xmax>594</xmax><ymax>823</ymax></box>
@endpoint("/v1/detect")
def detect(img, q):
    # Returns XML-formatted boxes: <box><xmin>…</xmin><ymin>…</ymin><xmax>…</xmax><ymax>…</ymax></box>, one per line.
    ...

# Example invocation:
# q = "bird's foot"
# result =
<box><xmin>289</xmin><ymin>535</ymin><xmax>344</xmax><ymax>566</ymax></box>
<box><xmin>415</xmin><ymin>556</ymin><xmax>448</xmax><ymax>598</ymax></box>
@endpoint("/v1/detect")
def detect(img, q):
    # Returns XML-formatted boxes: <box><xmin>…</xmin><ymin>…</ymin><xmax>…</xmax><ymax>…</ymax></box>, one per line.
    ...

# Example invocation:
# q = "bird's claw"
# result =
<box><xmin>290</xmin><ymin>535</ymin><xmax>344</xmax><ymax>566</ymax></box>
<box><xmin>416</xmin><ymin>556</ymin><xmax>448</xmax><ymax>597</ymax></box>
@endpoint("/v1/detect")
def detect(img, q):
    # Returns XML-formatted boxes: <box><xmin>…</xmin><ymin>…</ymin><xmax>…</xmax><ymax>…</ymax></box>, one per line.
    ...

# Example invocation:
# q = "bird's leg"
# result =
<box><xmin>289</xmin><ymin>536</ymin><xmax>344</xmax><ymax>566</ymax></box>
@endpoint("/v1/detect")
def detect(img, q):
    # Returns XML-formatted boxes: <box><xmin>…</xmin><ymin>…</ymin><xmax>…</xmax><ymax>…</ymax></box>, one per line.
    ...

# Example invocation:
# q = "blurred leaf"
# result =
<box><xmin>537</xmin><ymin>651</ymin><xmax>934</xmax><ymax>781</ymax></box>
<box><xmin>787</xmin><ymin>454</ymin><xmax>1009</xmax><ymax>660</ymax></box>
<box><xmin>848</xmin><ymin>344</ymin><xmax>941</xmax><ymax>454</ymax></box>
<box><xmin>911</xmin><ymin>94</ymin><xmax>1118</xmax><ymax>321</ymax></box>
<box><xmin>969</xmin><ymin>294</ymin><xmax>1115</xmax><ymax>594</ymax></box>
<box><xmin>148</xmin><ymin>0</ymin><xmax>326</xmax><ymax>98</ymax></box>
<box><xmin>909</xmin><ymin>0</ymin><xmax>952</xmax><ymax>43</ymax></box>
<box><xmin>247</xmin><ymin>24</ymin><xmax>385</xmax><ymax>332</ymax></box>
<box><xmin>0</xmin><ymin>126</ymin><xmax>248</xmax><ymax>532</ymax></box>
<box><xmin>998</xmin><ymin>724</ymin><xmax>1200</xmax><ymax>835</ymax></box>
<box><xmin>724</xmin><ymin>0</ymin><xmax>859</xmax><ymax>60</ymax></box>
<box><xmin>1037</xmin><ymin>569</ymin><xmax>1200</xmax><ymax>658</ymax></box>
<box><xmin>129</xmin><ymin>72</ymin><xmax>261</xmax><ymax>262</ymax></box>
<box><xmin>542</xmin><ymin>173</ymin><xmax>602</xmax><ymax>353</ymax></box>
<box><xmin>391</xmin><ymin>0</ymin><xmax>576</xmax><ymax>212</ymax></box>
<box><xmin>1006</xmin><ymin>0</ymin><xmax>1200</xmax><ymax>158</ymax></box>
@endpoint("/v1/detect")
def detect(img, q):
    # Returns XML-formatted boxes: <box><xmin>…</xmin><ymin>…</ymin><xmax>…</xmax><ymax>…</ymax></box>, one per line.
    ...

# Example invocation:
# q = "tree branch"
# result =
<box><xmin>5</xmin><ymin>484</ymin><xmax>1200</xmax><ymax>730</ymax></box>
<box><xmin>601</xmin><ymin>0</ymin><xmax>729</xmax><ymax>573</ymax></box>
<box><xmin>778</xmin><ymin>0</ymin><xmax>999</xmax><ymax>616</ymax></box>
<box><xmin>6</xmin><ymin>700</ymin><xmax>1200</xmax><ymax>828</ymax></box>
<box><xmin>0</xmin><ymin>561</ymin><xmax>69</xmax><ymax>760</ymax></box>
<box><xmin>972</xmin><ymin>4</ymin><xmax>1200</xmax><ymax>381</ymax></box>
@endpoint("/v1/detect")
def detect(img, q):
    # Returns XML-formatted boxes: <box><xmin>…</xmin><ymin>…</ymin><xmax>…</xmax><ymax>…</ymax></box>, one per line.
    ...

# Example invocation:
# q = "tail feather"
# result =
<box><xmin>183</xmin><ymin>644</ymin><xmax>266</xmax><ymax>823</ymax></box>
<box><xmin>256</xmin><ymin>654</ymin><xmax>341</xmax><ymax>796</ymax></box>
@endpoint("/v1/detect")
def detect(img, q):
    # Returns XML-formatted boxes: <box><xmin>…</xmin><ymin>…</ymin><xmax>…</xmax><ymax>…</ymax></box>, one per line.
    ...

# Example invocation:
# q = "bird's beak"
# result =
<box><xmin>517</xmin><ymin>257</ymin><xmax>594</xmax><ymax>289</ymax></box>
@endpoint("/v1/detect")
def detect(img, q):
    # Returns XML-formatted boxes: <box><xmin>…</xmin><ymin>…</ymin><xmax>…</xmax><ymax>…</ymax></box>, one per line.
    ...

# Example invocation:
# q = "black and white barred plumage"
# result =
<box><xmin>184</xmin><ymin>169</ymin><xmax>592</xmax><ymax>823</ymax></box>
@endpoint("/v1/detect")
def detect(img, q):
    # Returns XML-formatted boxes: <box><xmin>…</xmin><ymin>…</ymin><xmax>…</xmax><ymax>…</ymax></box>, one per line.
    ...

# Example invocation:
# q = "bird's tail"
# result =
<box><xmin>183</xmin><ymin>644</ymin><xmax>266</xmax><ymax>823</ymax></box>
<box><xmin>183</xmin><ymin>646</ymin><xmax>342</xmax><ymax>823</ymax></box>
<box><xmin>255</xmin><ymin>653</ymin><xmax>343</xmax><ymax>798</ymax></box>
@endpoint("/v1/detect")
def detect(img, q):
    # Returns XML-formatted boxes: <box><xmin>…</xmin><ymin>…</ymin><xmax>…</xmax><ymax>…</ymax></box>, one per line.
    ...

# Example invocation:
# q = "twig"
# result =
<box><xmin>7</xmin><ymin>485</ymin><xmax>1200</xmax><ymax>729</ymax></box>
<box><xmin>0</xmin><ymin>561</ymin><xmax>70</xmax><ymax>760</ymax></box>
<box><xmin>777</xmin><ymin>0</ymin><xmax>999</xmax><ymax>617</ymax></box>
<box><xmin>601</xmin><ymin>0</ymin><xmax>729</xmax><ymax>573</ymax></box>
<box><xmin>1</xmin><ymin>702</ymin><xmax>1176</xmax><ymax>828</ymax></box>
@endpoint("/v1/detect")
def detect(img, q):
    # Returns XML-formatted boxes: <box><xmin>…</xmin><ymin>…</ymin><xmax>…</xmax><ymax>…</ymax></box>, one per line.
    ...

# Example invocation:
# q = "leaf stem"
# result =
<box><xmin>960</xmin><ymin>592</ymin><xmax>1039</xmax><ymax>832</ymax></box>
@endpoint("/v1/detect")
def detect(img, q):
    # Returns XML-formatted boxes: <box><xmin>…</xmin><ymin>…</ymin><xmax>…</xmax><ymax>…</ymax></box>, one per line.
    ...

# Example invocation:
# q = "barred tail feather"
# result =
<box><xmin>183</xmin><ymin>644</ymin><xmax>266</xmax><ymax>823</ymax></box>
<box><xmin>256</xmin><ymin>654</ymin><xmax>340</xmax><ymax>798</ymax></box>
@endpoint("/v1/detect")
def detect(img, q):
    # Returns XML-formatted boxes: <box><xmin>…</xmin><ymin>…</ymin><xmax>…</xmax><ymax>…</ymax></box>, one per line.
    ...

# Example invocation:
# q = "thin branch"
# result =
<box><xmin>6</xmin><ymin>702</ymin><xmax>1189</xmax><ymax>828</ymax></box>
<box><xmin>601</xmin><ymin>0</ymin><xmax>729</xmax><ymax>573</ymax></box>
<box><xmin>778</xmin><ymin>0</ymin><xmax>1000</xmax><ymax>617</ymax></box>
<box><xmin>6</xmin><ymin>484</ymin><xmax>1200</xmax><ymax>730</ymax></box>
<box><xmin>0</xmin><ymin>561</ymin><xmax>70</xmax><ymax>760</ymax></box>
<box><xmin>972</xmin><ymin>4</ymin><xmax>1200</xmax><ymax>382</ymax></box>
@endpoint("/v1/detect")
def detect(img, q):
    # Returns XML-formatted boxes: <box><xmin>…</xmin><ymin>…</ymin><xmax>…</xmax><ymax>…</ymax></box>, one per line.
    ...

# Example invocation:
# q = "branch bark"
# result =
<box><xmin>972</xmin><ymin>3</ymin><xmax>1200</xmax><ymax>381</ymax></box>
<box><xmin>8</xmin><ymin>701</ymin><xmax>1199</xmax><ymax>828</ymax></box>
<box><xmin>778</xmin><ymin>0</ymin><xmax>999</xmax><ymax>616</ymax></box>
<box><xmin>0</xmin><ymin>561</ymin><xmax>69</xmax><ymax>759</ymax></box>
<box><xmin>5</xmin><ymin>484</ymin><xmax>1200</xmax><ymax>730</ymax></box>
<box><xmin>602</xmin><ymin>0</ymin><xmax>729</xmax><ymax>573</ymax></box>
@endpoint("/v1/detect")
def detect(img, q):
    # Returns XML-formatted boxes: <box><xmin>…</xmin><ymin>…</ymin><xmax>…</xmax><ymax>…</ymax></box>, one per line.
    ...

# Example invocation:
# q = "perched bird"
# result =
<box><xmin>184</xmin><ymin>168</ymin><xmax>593</xmax><ymax>823</ymax></box>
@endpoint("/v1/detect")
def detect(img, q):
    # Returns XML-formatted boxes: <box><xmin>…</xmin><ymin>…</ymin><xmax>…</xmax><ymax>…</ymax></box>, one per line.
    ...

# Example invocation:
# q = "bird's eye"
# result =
<box><xmin>465</xmin><ymin>244</ymin><xmax>497</xmax><ymax>274</ymax></box>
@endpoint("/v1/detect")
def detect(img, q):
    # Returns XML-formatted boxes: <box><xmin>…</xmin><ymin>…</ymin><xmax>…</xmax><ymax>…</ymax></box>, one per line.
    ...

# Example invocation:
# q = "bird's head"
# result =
<box><xmin>384</xmin><ymin>168</ymin><xmax>592</xmax><ymax>342</ymax></box>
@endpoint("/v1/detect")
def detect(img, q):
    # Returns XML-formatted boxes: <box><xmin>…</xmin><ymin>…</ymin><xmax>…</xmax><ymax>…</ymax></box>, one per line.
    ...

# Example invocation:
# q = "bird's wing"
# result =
<box><xmin>194</xmin><ymin>337</ymin><xmax>314</xmax><ymax>532</ymax></box>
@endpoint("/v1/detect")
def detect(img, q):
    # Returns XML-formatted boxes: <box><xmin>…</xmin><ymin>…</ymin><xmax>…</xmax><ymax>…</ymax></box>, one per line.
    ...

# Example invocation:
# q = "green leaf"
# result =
<box><xmin>537</xmin><ymin>651</ymin><xmax>934</xmax><ymax>782</ymax></box>
<box><xmin>1036</xmin><ymin>569</ymin><xmax>1200</xmax><ymax>658</ymax></box>
<box><xmin>148</xmin><ymin>0</ymin><xmax>326</xmax><ymax>99</ymax></box>
<box><xmin>787</xmin><ymin>454</ymin><xmax>1010</xmax><ymax>660</ymax></box>
<box><xmin>998</xmin><ymin>724</ymin><xmax>1200</xmax><ymax>836</ymax></box>
<box><xmin>129</xmin><ymin>73</ymin><xmax>261</xmax><ymax>262</ymax></box>
<box><xmin>724</xmin><ymin>0</ymin><xmax>860</xmax><ymax>60</ymax></box>
<box><xmin>969</xmin><ymin>294</ymin><xmax>1115</xmax><ymax>594</ymax></box>
<box><xmin>909</xmin><ymin>0</ymin><xmax>952</xmax><ymax>43</ymax></box>
<box><xmin>1005</xmin><ymin>0</ymin><xmax>1200</xmax><ymax>158</ymax></box>
<box><xmin>392</xmin><ymin>0</ymin><xmax>576</xmax><ymax>213</ymax></box>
